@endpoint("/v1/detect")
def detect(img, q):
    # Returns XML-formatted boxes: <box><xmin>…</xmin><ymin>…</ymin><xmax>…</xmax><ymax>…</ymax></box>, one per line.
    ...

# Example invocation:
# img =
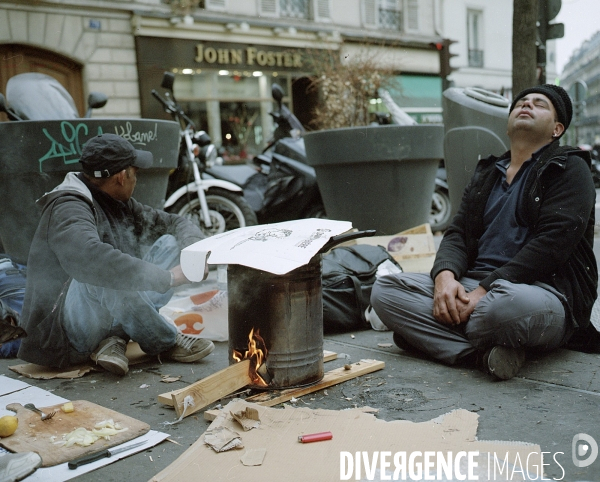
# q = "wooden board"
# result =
<box><xmin>164</xmin><ymin>359</ymin><xmax>252</xmax><ymax>418</ymax></box>
<box><xmin>158</xmin><ymin>352</ymin><xmax>337</xmax><ymax>408</ymax></box>
<box><xmin>204</xmin><ymin>359</ymin><xmax>385</xmax><ymax>421</ymax></box>
<box><xmin>1</xmin><ymin>400</ymin><xmax>150</xmax><ymax>467</ymax></box>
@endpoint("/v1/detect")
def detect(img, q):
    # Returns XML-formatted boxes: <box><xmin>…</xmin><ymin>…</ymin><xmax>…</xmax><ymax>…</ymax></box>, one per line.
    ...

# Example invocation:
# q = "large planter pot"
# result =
<box><xmin>304</xmin><ymin>124</ymin><xmax>444</xmax><ymax>235</ymax></box>
<box><xmin>0</xmin><ymin>119</ymin><xmax>179</xmax><ymax>264</ymax></box>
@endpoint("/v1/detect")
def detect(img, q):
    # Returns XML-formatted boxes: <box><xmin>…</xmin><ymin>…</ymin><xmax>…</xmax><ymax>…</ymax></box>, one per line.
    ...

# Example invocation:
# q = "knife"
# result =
<box><xmin>68</xmin><ymin>439</ymin><xmax>148</xmax><ymax>469</ymax></box>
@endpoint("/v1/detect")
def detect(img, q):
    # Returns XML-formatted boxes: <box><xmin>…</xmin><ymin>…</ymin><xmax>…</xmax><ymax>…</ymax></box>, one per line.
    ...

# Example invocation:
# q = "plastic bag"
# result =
<box><xmin>160</xmin><ymin>289</ymin><xmax>228</xmax><ymax>342</ymax></box>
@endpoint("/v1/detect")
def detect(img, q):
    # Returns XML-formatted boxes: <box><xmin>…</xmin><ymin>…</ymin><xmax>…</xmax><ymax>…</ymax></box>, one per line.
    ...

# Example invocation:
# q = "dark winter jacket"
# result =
<box><xmin>432</xmin><ymin>141</ymin><xmax>598</xmax><ymax>341</ymax></box>
<box><xmin>18</xmin><ymin>172</ymin><xmax>204</xmax><ymax>367</ymax></box>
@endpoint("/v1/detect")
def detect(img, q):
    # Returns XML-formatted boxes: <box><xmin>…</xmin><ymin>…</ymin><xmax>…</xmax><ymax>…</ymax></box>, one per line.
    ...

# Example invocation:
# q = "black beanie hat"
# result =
<box><xmin>509</xmin><ymin>84</ymin><xmax>573</xmax><ymax>134</ymax></box>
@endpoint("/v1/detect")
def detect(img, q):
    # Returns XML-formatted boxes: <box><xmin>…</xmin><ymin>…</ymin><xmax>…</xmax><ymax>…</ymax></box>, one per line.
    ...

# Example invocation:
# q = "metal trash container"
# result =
<box><xmin>0</xmin><ymin>119</ymin><xmax>179</xmax><ymax>264</ymax></box>
<box><xmin>443</xmin><ymin>87</ymin><xmax>510</xmax><ymax>217</ymax></box>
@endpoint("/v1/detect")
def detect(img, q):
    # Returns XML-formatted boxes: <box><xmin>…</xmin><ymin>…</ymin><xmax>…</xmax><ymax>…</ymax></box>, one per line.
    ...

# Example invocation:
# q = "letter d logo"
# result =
<box><xmin>572</xmin><ymin>433</ymin><xmax>598</xmax><ymax>468</ymax></box>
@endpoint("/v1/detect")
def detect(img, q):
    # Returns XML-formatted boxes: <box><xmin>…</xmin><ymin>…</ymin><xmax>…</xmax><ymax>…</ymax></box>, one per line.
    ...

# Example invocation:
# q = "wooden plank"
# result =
<box><xmin>159</xmin><ymin>352</ymin><xmax>337</xmax><ymax>406</ymax></box>
<box><xmin>163</xmin><ymin>360</ymin><xmax>252</xmax><ymax>418</ymax></box>
<box><xmin>323</xmin><ymin>350</ymin><xmax>337</xmax><ymax>362</ymax></box>
<box><xmin>204</xmin><ymin>359</ymin><xmax>385</xmax><ymax>421</ymax></box>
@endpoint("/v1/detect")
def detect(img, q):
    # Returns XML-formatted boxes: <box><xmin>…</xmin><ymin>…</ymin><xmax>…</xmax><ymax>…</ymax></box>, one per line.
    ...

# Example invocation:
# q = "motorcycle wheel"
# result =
<box><xmin>429</xmin><ymin>186</ymin><xmax>452</xmax><ymax>232</ymax></box>
<box><xmin>171</xmin><ymin>187</ymin><xmax>258</xmax><ymax>236</ymax></box>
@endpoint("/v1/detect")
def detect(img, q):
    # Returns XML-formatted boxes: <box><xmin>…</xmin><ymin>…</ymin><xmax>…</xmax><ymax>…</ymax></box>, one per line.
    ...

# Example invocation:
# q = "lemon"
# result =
<box><xmin>0</xmin><ymin>415</ymin><xmax>18</xmax><ymax>437</ymax></box>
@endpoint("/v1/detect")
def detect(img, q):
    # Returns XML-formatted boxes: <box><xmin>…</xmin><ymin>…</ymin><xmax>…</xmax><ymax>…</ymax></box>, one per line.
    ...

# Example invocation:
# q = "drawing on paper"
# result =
<box><xmin>295</xmin><ymin>228</ymin><xmax>332</xmax><ymax>249</ymax></box>
<box><xmin>231</xmin><ymin>228</ymin><xmax>293</xmax><ymax>250</ymax></box>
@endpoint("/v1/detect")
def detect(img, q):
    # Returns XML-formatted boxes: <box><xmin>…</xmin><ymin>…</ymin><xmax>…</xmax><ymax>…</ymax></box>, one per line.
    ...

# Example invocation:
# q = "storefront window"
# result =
<box><xmin>171</xmin><ymin>70</ymin><xmax>292</xmax><ymax>162</ymax></box>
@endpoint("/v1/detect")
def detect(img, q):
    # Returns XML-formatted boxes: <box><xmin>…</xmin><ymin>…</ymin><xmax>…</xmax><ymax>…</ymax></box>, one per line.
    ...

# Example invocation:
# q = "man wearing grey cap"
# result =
<box><xmin>371</xmin><ymin>84</ymin><xmax>598</xmax><ymax>380</ymax></box>
<box><xmin>19</xmin><ymin>133</ymin><xmax>214</xmax><ymax>375</ymax></box>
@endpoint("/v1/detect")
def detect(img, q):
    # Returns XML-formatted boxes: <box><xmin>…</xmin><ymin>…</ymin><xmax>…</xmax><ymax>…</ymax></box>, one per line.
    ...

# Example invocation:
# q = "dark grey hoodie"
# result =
<box><xmin>18</xmin><ymin>172</ymin><xmax>203</xmax><ymax>367</ymax></box>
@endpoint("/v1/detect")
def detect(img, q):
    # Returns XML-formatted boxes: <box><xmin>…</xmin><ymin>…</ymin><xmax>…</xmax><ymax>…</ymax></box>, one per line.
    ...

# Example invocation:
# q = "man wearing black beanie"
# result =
<box><xmin>371</xmin><ymin>84</ymin><xmax>598</xmax><ymax>380</ymax></box>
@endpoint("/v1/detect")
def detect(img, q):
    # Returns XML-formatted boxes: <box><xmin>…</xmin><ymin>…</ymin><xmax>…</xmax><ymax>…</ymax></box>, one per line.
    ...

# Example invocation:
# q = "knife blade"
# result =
<box><xmin>68</xmin><ymin>439</ymin><xmax>148</xmax><ymax>470</ymax></box>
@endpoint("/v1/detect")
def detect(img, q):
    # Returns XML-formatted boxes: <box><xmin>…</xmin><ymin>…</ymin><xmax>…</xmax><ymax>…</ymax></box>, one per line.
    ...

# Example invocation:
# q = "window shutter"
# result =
<box><xmin>258</xmin><ymin>0</ymin><xmax>280</xmax><ymax>17</ymax></box>
<box><xmin>362</xmin><ymin>0</ymin><xmax>377</xmax><ymax>28</ymax></box>
<box><xmin>313</xmin><ymin>0</ymin><xmax>332</xmax><ymax>22</ymax></box>
<box><xmin>406</xmin><ymin>0</ymin><xmax>419</xmax><ymax>30</ymax></box>
<box><xmin>206</xmin><ymin>0</ymin><xmax>227</xmax><ymax>11</ymax></box>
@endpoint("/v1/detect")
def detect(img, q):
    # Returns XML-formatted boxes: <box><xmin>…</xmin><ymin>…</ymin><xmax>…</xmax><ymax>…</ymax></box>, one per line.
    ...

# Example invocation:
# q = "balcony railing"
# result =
<box><xmin>468</xmin><ymin>49</ymin><xmax>484</xmax><ymax>68</ymax></box>
<box><xmin>379</xmin><ymin>8</ymin><xmax>403</xmax><ymax>31</ymax></box>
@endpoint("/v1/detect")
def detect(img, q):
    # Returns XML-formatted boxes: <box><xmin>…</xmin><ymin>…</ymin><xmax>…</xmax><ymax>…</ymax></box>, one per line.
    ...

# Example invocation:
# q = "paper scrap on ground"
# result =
<box><xmin>181</xmin><ymin>218</ymin><xmax>353</xmax><ymax>279</ymax></box>
<box><xmin>204</xmin><ymin>426</ymin><xmax>243</xmax><ymax>452</ymax></box>
<box><xmin>240</xmin><ymin>448</ymin><xmax>266</xmax><ymax>466</ymax></box>
<box><xmin>151</xmin><ymin>400</ymin><xmax>543</xmax><ymax>482</ymax></box>
<box><xmin>231</xmin><ymin>407</ymin><xmax>260</xmax><ymax>431</ymax></box>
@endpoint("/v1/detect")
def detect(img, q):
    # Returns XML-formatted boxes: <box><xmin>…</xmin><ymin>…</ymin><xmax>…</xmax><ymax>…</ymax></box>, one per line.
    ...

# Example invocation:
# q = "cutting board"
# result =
<box><xmin>1</xmin><ymin>400</ymin><xmax>150</xmax><ymax>467</ymax></box>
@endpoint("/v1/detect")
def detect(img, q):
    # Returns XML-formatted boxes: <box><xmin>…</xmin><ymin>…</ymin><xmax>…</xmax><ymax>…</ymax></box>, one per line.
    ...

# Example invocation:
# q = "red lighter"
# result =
<box><xmin>298</xmin><ymin>431</ymin><xmax>333</xmax><ymax>443</ymax></box>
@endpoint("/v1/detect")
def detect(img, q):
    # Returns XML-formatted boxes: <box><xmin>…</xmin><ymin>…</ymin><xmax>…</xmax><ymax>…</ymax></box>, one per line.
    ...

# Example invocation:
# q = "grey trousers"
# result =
<box><xmin>62</xmin><ymin>235</ymin><xmax>180</xmax><ymax>364</ymax></box>
<box><xmin>370</xmin><ymin>273</ymin><xmax>568</xmax><ymax>365</ymax></box>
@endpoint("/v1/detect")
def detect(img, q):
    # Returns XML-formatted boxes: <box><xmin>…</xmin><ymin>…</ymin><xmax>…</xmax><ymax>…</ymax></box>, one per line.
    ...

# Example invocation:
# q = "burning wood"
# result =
<box><xmin>232</xmin><ymin>328</ymin><xmax>270</xmax><ymax>387</ymax></box>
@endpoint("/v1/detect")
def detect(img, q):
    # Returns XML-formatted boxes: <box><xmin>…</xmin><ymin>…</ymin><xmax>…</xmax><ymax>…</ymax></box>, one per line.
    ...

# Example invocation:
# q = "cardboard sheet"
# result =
<box><xmin>8</xmin><ymin>342</ymin><xmax>153</xmax><ymax>380</ymax></box>
<box><xmin>151</xmin><ymin>400</ymin><xmax>542</xmax><ymax>482</ymax></box>
<box><xmin>180</xmin><ymin>218</ymin><xmax>353</xmax><ymax>279</ymax></box>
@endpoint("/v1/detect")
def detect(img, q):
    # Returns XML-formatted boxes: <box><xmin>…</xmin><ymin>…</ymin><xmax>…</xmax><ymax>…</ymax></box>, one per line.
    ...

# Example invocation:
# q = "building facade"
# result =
<box><xmin>560</xmin><ymin>31</ymin><xmax>600</xmax><ymax>147</ymax></box>
<box><xmin>0</xmin><ymin>0</ymin><xmax>546</xmax><ymax>159</ymax></box>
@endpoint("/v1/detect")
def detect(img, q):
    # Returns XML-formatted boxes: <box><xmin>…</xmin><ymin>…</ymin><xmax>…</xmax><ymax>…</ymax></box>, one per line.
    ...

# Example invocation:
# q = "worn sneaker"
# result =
<box><xmin>483</xmin><ymin>346</ymin><xmax>526</xmax><ymax>380</ymax></box>
<box><xmin>164</xmin><ymin>332</ymin><xmax>214</xmax><ymax>363</ymax></box>
<box><xmin>90</xmin><ymin>336</ymin><xmax>129</xmax><ymax>376</ymax></box>
<box><xmin>0</xmin><ymin>451</ymin><xmax>42</xmax><ymax>482</ymax></box>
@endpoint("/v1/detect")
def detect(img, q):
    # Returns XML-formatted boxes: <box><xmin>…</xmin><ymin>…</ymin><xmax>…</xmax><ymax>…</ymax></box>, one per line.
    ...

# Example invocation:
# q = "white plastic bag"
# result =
<box><xmin>160</xmin><ymin>289</ymin><xmax>228</xmax><ymax>342</ymax></box>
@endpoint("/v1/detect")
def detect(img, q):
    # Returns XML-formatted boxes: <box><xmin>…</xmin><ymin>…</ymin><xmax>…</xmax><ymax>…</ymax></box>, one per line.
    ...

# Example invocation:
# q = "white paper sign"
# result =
<box><xmin>181</xmin><ymin>218</ymin><xmax>353</xmax><ymax>279</ymax></box>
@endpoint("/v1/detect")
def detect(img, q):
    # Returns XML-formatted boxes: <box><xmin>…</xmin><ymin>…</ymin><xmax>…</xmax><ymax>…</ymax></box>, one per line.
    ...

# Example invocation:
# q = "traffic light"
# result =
<box><xmin>430</xmin><ymin>39</ymin><xmax>458</xmax><ymax>79</ymax></box>
<box><xmin>537</xmin><ymin>0</ymin><xmax>563</xmax><ymax>83</ymax></box>
<box><xmin>538</xmin><ymin>0</ymin><xmax>564</xmax><ymax>44</ymax></box>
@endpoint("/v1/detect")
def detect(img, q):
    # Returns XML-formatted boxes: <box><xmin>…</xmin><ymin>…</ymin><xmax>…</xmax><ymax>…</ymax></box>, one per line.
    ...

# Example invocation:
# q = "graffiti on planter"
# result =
<box><xmin>37</xmin><ymin>121</ymin><xmax>160</xmax><ymax>172</ymax></box>
<box><xmin>113</xmin><ymin>122</ymin><xmax>158</xmax><ymax>146</ymax></box>
<box><xmin>38</xmin><ymin>121</ymin><xmax>103</xmax><ymax>173</ymax></box>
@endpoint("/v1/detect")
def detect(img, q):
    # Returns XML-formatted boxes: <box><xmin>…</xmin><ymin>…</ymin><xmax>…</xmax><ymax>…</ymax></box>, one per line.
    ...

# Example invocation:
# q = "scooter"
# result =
<box><xmin>0</xmin><ymin>72</ymin><xmax>107</xmax><ymax>121</ymax></box>
<box><xmin>205</xmin><ymin>83</ymin><xmax>326</xmax><ymax>223</ymax></box>
<box><xmin>152</xmin><ymin>72</ymin><xmax>257</xmax><ymax>236</ymax></box>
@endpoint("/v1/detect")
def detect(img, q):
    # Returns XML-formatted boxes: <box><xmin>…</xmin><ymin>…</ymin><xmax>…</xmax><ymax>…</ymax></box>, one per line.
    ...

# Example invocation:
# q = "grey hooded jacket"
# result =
<box><xmin>18</xmin><ymin>172</ymin><xmax>203</xmax><ymax>367</ymax></box>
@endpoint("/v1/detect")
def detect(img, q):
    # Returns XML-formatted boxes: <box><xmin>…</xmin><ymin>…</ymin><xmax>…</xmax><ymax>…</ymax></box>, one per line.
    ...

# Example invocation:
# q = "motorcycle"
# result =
<box><xmin>151</xmin><ymin>72</ymin><xmax>257</xmax><ymax>236</ymax></box>
<box><xmin>205</xmin><ymin>83</ymin><xmax>326</xmax><ymax>223</ymax></box>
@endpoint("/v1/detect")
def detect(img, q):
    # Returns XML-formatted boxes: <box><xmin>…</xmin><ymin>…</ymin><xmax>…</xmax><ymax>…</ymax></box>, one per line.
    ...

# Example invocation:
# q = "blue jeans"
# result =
<box><xmin>62</xmin><ymin>235</ymin><xmax>180</xmax><ymax>363</ymax></box>
<box><xmin>371</xmin><ymin>273</ymin><xmax>568</xmax><ymax>365</ymax></box>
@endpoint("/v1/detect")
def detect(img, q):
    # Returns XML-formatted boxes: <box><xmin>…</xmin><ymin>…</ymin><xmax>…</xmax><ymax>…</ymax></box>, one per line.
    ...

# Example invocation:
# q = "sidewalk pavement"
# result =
<box><xmin>1</xmin><ymin>237</ymin><xmax>600</xmax><ymax>481</ymax></box>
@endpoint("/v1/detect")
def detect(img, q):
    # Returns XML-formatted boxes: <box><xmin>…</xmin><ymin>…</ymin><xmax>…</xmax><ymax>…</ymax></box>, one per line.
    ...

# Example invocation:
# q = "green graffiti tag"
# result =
<box><xmin>38</xmin><ymin>122</ymin><xmax>103</xmax><ymax>172</ymax></box>
<box><xmin>113</xmin><ymin>122</ymin><xmax>158</xmax><ymax>145</ymax></box>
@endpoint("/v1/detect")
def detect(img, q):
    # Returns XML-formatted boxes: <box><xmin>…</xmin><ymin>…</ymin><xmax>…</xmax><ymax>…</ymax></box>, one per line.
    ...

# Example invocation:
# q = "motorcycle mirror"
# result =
<box><xmin>271</xmin><ymin>83</ymin><xmax>284</xmax><ymax>104</ymax></box>
<box><xmin>161</xmin><ymin>72</ymin><xmax>175</xmax><ymax>92</ymax></box>
<box><xmin>84</xmin><ymin>92</ymin><xmax>108</xmax><ymax>117</ymax></box>
<box><xmin>193</xmin><ymin>130</ymin><xmax>212</xmax><ymax>147</ymax></box>
<box><xmin>88</xmin><ymin>92</ymin><xmax>108</xmax><ymax>110</ymax></box>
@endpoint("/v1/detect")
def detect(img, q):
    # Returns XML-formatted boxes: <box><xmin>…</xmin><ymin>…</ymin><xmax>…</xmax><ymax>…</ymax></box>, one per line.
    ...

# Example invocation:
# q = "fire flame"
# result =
<box><xmin>233</xmin><ymin>328</ymin><xmax>269</xmax><ymax>387</ymax></box>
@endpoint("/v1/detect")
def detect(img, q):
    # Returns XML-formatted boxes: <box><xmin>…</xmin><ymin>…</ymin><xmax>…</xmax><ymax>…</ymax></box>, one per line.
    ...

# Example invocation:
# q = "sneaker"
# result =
<box><xmin>0</xmin><ymin>451</ymin><xmax>42</xmax><ymax>482</ymax></box>
<box><xmin>90</xmin><ymin>336</ymin><xmax>129</xmax><ymax>376</ymax></box>
<box><xmin>163</xmin><ymin>332</ymin><xmax>214</xmax><ymax>363</ymax></box>
<box><xmin>483</xmin><ymin>346</ymin><xmax>526</xmax><ymax>380</ymax></box>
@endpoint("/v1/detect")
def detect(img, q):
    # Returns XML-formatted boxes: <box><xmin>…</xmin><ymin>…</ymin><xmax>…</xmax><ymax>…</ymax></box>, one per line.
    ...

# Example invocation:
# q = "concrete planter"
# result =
<box><xmin>0</xmin><ymin>119</ymin><xmax>180</xmax><ymax>264</ymax></box>
<box><xmin>304</xmin><ymin>124</ymin><xmax>444</xmax><ymax>235</ymax></box>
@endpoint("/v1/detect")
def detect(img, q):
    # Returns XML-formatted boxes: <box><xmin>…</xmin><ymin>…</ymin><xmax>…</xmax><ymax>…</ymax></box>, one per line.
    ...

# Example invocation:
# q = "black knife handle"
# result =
<box><xmin>68</xmin><ymin>450</ymin><xmax>111</xmax><ymax>469</ymax></box>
